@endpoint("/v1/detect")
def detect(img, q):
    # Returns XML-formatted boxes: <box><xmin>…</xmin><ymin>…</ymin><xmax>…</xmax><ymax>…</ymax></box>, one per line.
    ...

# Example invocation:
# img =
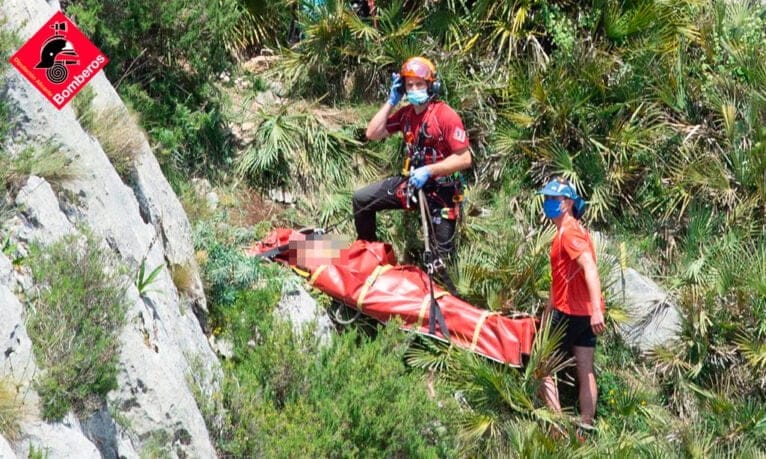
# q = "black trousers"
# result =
<box><xmin>352</xmin><ymin>176</ymin><xmax>457</xmax><ymax>263</ymax></box>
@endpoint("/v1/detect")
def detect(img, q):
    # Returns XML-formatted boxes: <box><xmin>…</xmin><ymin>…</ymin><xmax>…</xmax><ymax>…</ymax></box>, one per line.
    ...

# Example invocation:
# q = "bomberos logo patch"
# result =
<box><xmin>9</xmin><ymin>11</ymin><xmax>109</xmax><ymax>110</ymax></box>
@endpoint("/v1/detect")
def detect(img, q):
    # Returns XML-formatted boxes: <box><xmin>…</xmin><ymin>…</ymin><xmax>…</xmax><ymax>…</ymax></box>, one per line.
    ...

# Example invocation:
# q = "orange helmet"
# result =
<box><xmin>400</xmin><ymin>57</ymin><xmax>437</xmax><ymax>82</ymax></box>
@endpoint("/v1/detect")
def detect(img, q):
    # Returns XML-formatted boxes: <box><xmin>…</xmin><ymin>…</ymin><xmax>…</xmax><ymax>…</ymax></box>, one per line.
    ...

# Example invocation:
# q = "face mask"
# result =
<box><xmin>406</xmin><ymin>89</ymin><xmax>429</xmax><ymax>105</ymax></box>
<box><xmin>543</xmin><ymin>198</ymin><xmax>564</xmax><ymax>219</ymax></box>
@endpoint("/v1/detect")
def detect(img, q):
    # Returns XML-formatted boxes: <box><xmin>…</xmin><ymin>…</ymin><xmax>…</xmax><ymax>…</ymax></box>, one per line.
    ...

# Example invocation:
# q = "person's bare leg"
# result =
<box><xmin>573</xmin><ymin>345</ymin><xmax>597</xmax><ymax>426</ymax></box>
<box><xmin>426</xmin><ymin>368</ymin><xmax>436</xmax><ymax>399</ymax></box>
<box><xmin>540</xmin><ymin>374</ymin><xmax>565</xmax><ymax>439</ymax></box>
<box><xmin>540</xmin><ymin>375</ymin><xmax>561</xmax><ymax>413</ymax></box>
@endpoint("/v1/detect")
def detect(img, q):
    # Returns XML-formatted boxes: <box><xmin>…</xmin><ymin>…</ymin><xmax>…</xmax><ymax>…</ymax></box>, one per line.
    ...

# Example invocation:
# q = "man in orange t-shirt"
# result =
<box><xmin>538</xmin><ymin>177</ymin><xmax>605</xmax><ymax>436</ymax></box>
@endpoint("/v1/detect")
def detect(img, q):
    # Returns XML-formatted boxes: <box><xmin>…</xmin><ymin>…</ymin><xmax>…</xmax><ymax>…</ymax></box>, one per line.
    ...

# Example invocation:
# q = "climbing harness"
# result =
<box><xmin>396</xmin><ymin>103</ymin><xmax>465</xmax><ymax>220</ymax></box>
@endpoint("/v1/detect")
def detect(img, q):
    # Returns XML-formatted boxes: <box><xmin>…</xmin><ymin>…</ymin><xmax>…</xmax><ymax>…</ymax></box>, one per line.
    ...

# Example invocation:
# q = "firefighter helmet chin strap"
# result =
<box><xmin>418</xmin><ymin>188</ymin><xmax>451</xmax><ymax>341</ymax></box>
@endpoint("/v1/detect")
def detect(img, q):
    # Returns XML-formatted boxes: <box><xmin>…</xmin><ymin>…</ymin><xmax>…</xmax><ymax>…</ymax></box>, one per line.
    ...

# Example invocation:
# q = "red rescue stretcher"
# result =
<box><xmin>247</xmin><ymin>228</ymin><xmax>536</xmax><ymax>367</ymax></box>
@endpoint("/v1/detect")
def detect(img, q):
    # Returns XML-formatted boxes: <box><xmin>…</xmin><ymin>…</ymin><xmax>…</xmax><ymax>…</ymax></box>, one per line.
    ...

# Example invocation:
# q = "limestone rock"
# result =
<box><xmin>86</xmin><ymin>74</ymin><xmax>208</xmax><ymax>314</ymax></box>
<box><xmin>242</xmin><ymin>55</ymin><xmax>280</xmax><ymax>74</ymax></box>
<box><xmin>14</xmin><ymin>176</ymin><xmax>76</xmax><ymax>243</ymax></box>
<box><xmin>0</xmin><ymin>252</ymin><xmax>13</xmax><ymax>287</ymax></box>
<box><xmin>608</xmin><ymin>267</ymin><xmax>682</xmax><ymax>352</ymax></box>
<box><xmin>0</xmin><ymin>285</ymin><xmax>40</xmax><ymax>411</ymax></box>
<box><xmin>2</xmin><ymin>0</ymin><xmax>222</xmax><ymax>456</ymax></box>
<box><xmin>0</xmin><ymin>436</ymin><xmax>16</xmax><ymax>458</ymax></box>
<box><xmin>277</xmin><ymin>283</ymin><xmax>335</xmax><ymax>347</ymax></box>
<box><xmin>18</xmin><ymin>413</ymin><xmax>100</xmax><ymax>459</ymax></box>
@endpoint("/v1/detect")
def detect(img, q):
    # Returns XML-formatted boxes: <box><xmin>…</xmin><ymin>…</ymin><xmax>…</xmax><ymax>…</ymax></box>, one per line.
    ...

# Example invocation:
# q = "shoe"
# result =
<box><xmin>549</xmin><ymin>425</ymin><xmax>566</xmax><ymax>441</ymax></box>
<box><xmin>575</xmin><ymin>423</ymin><xmax>595</xmax><ymax>444</ymax></box>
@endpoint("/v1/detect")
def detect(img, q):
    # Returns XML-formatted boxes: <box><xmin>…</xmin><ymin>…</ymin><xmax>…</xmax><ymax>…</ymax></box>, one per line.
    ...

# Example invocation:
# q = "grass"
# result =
<box><xmin>26</xmin><ymin>231</ymin><xmax>129</xmax><ymax>420</ymax></box>
<box><xmin>170</xmin><ymin>262</ymin><xmax>201</xmax><ymax>299</ymax></box>
<box><xmin>72</xmin><ymin>86</ymin><xmax>96</xmax><ymax>132</ymax></box>
<box><xmin>139</xmin><ymin>430</ymin><xmax>172</xmax><ymax>459</ymax></box>
<box><xmin>107</xmin><ymin>404</ymin><xmax>132</xmax><ymax>432</ymax></box>
<box><xmin>91</xmin><ymin>107</ymin><xmax>145</xmax><ymax>183</ymax></box>
<box><xmin>27</xmin><ymin>445</ymin><xmax>48</xmax><ymax>459</ymax></box>
<box><xmin>0</xmin><ymin>378</ymin><xmax>23</xmax><ymax>442</ymax></box>
<box><xmin>136</xmin><ymin>260</ymin><xmax>164</xmax><ymax>297</ymax></box>
<box><xmin>0</xmin><ymin>143</ymin><xmax>77</xmax><ymax>232</ymax></box>
<box><xmin>84</xmin><ymin>105</ymin><xmax>145</xmax><ymax>183</ymax></box>
<box><xmin>0</xmin><ymin>10</ymin><xmax>20</xmax><ymax>141</ymax></box>
<box><xmin>0</xmin><ymin>144</ymin><xmax>76</xmax><ymax>193</ymax></box>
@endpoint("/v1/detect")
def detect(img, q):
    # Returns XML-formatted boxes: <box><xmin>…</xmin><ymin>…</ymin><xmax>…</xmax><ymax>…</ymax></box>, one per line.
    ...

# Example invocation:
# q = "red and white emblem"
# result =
<box><xmin>9</xmin><ymin>11</ymin><xmax>108</xmax><ymax>109</ymax></box>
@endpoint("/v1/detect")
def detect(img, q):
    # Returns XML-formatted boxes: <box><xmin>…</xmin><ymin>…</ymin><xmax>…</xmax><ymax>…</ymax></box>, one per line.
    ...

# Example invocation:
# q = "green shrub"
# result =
<box><xmin>65</xmin><ymin>0</ymin><xmax>240</xmax><ymax>179</ymax></box>
<box><xmin>26</xmin><ymin>231</ymin><xmax>129</xmax><ymax>420</ymax></box>
<box><xmin>196</xmin><ymin>233</ymin><xmax>265</xmax><ymax>311</ymax></box>
<box><xmin>221</xmin><ymin>318</ymin><xmax>455</xmax><ymax>457</ymax></box>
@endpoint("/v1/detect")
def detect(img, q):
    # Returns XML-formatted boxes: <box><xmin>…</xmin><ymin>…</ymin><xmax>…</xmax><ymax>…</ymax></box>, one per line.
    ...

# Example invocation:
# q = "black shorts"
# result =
<box><xmin>550</xmin><ymin>309</ymin><xmax>597</xmax><ymax>356</ymax></box>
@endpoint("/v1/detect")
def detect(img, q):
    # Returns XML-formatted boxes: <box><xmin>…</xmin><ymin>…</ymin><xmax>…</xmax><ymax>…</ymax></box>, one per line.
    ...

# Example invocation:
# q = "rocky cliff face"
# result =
<box><xmin>1</xmin><ymin>0</ymin><xmax>221</xmax><ymax>456</ymax></box>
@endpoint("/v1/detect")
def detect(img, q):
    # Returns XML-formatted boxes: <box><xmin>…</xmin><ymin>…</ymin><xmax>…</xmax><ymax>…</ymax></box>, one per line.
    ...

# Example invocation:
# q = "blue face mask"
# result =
<box><xmin>406</xmin><ymin>89</ymin><xmax>429</xmax><ymax>105</ymax></box>
<box><xmin>543</xmin><ymin>198</ymin><xmax>564</xmax><ymax>219</ymax></box>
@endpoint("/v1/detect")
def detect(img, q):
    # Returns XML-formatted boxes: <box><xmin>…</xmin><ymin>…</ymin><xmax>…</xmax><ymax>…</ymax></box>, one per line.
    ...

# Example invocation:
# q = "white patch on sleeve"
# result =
<box><xmin>453</xmin><ymin>128</ymin><xmax>466</xmax><ymax>142</ymax></box>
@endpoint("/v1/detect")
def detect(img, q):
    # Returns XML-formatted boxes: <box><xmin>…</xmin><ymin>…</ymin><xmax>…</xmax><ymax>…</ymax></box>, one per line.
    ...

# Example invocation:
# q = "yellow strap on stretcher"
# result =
<box><xmin>471</xmin><ymin>311</ymin><xmax>499</xmax><ymax>351</ymax></box>
<box><xmin>291</xmin><ymin>266</ymin><xmax>311</xmax><ymax>278</ymax></box>
<box><xmin>356</xmin><ymin>264</ymin><xmax>394</xmax><ymax>310</ymax></box>
<box><xmin>418</xmin><ymin>291</ymin><xmax>450</xmax><ymax>328</ymax></box>
<box><xmin>308</xmin><ymin>265</ymin><xmax>327</xmax><ymax>286</ymax></box>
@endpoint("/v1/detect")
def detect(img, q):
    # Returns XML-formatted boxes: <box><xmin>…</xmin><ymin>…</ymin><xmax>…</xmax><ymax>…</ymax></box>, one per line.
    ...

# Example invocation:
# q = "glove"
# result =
<box><xmin>409</xmin><ymin>166</ymin><xmax>431</xmax><ymax>190</ymax></box>
<box><xmin>387</xmin><ymin>73</ymin><xmax>403</xmax><ymax>107</ymax></box>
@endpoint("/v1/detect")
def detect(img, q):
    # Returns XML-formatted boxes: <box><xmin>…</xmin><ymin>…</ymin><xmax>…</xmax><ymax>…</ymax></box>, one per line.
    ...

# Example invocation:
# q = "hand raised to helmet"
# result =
<box><xmin>388</xmin><ymin>73</ymin><xmax>403</xmax><ymax>107</ymax></box>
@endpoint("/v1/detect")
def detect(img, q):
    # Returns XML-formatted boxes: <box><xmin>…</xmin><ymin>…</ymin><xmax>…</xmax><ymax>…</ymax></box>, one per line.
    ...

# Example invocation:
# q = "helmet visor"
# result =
<box><xmin>401</xmin><ymin>58</ymin><xmax>434</xmax><ymax>81</ymax></box>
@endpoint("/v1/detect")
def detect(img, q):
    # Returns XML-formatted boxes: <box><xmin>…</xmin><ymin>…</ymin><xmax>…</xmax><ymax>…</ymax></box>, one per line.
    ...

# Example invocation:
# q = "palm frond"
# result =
<box><xmin>602</xmin><ymin>0</ymin><xmax>659</xmax><ymax>43</ymax></box>
<box><xmin>457</xmin><ymin>199</ymin><xmax>552</xmax><ymax>312</ymax></box>
<box><xmin>524</xmin><ymin>313</ymin><xmax>573</xmax><ymax>386</ymax></box>
<box><xmin>455</xmin><ymin>411</ymin><xmax>497</xmax><ymax>445</ymax></box>
<box><xmin>343</xmin><ymin>10</ymin><xmax>379</xmax><ymax>42</ymax></box>
<box><xmin>734</xmin><ymin>330</ymin><xmax>766</xmax><ymax>372</ymax></box>
<box><xmin>237</xmin><ymin>102</ymin><xmax>363</xmax><ymax>194</ymax></box>
<box><xmin>404</xmin><ymin>337</ymin><xmax>453</xmax><ymax>372</ymax></box>
<box><xmin>645</xmin><ymin>343</ymin><xmax>693</xmax><ymax>382</ymax></box>
<box><xmin>679</xmin><ymin>422</ymin><xmax>716</xmax><ymax>458</ymax></box>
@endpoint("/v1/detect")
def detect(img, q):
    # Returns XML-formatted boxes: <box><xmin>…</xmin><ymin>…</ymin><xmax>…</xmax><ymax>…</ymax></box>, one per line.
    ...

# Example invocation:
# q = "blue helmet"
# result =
<box><xmin>539</xmin><ymin>177</ymin><xmax>578</xmax><ymax>199</ymax></box>
<box><xmin>538</xmin><ymin>177</ymin><xmax>587</xmax><ymax>219</ymax></box>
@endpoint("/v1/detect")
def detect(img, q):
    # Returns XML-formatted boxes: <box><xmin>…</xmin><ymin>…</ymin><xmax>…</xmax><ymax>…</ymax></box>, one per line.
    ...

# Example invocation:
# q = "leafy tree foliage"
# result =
<box><xmin>65</xmin><ymin>0</ymin><xmax>244</xmax><ymax>178</ymax></box>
